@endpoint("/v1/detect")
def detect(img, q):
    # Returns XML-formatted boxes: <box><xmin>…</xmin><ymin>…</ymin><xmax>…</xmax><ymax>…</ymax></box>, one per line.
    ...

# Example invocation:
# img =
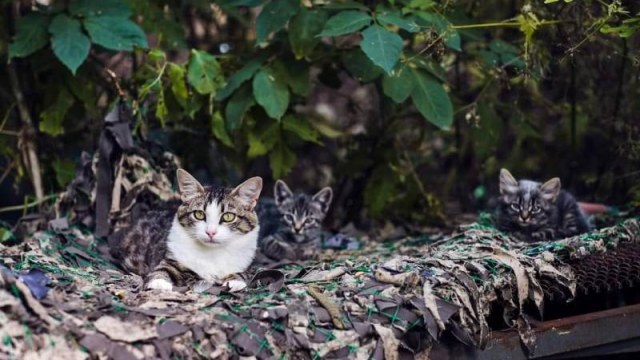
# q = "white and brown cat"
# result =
<box><xmin>111</xmin><ymin>169</ymin><xmax>262</xmax><ymax>291</ymax></box>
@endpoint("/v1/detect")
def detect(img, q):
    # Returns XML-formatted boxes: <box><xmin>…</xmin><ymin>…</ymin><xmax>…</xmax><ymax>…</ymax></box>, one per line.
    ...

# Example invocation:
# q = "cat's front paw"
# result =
<box><xmin>146</xmin><ymin>278</ymin><xmax>174</xmax><ymax>291</ymax></box>
<box><xmin>223</xmin><ymin>279</ymin><xmax>247</xmax><ymax>292</ymax></box>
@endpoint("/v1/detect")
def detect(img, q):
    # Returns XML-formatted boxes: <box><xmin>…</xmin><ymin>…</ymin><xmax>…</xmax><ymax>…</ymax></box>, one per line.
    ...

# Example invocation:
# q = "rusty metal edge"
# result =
<box><xmin>431</xmin><ymin>303</ymin><xmax>640</xmax><ymax>360</ymax></box>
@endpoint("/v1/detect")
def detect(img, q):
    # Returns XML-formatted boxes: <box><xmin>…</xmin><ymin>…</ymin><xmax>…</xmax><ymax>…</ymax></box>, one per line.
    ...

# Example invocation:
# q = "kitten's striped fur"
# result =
<box><xmin>495</xmin><ymin>168</ymin><xmax>591</xmax><ymax>242</ymax></box>
<box><xmin>111</xmin><ymin>169</ymin><xmax>262</xmax><ymax>291</ymax></box>
<box><xmin>258</xmin><ymin>180</ymin><xmax>333</xmax><ymax>261</ymax></box>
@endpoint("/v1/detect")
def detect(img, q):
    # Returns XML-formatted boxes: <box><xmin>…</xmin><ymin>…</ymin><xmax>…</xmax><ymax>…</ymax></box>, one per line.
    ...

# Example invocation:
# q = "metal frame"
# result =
<box><xmin>432</xmin><ymin>303</ymin><xmax>640</xmax><ymax>359</ymax></box>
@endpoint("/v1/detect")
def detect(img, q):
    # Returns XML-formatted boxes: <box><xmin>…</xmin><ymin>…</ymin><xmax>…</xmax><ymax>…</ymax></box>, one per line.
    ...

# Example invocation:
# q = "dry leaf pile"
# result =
<box><xmin>1</xmin><ymin>217</ymin><xmax>639</xmax><ymax>359</ymax></box>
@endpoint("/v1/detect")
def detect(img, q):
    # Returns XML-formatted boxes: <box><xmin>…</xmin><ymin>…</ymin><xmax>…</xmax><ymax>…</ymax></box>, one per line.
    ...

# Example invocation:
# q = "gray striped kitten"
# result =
<box><xmin>495</xmin><ymin>168</ymin><xmax>591</xmax><ymax>242</ymax></box>
<box><xmin>111</xmin><ymin>169</ymin><xmax>262</xmax><ymax>291</ymax></box>
<box><xmin>258</xmin><ymin>180</ymin><xmax>333</xmax><ymax>261</ymax></box>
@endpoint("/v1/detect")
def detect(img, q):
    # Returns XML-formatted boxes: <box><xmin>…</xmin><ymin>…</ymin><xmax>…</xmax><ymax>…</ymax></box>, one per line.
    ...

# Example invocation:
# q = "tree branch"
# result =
<box><xmin>7</xmin><ymin>63</ymin><xmax>44</xmax><ymax>201</ymax></box>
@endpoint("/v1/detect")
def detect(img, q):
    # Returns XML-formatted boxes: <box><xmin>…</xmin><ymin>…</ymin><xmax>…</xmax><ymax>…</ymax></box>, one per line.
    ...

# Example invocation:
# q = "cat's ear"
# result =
<box><xmin>312</xmin><ymin>187</ymin><xmax>333</xmax><ymax>214</ymax></box>
<box><xmin>232</xmin><ymin>177</ymin><xmax>263</xmax><ymax>211</ymax></box>
<box><xmin>176</xmin><ymin>169</ymin><xmax>205</xmax><ymax>202</ymax></box>
<box><xmin>540</xmin><ymin>177</ymin><xmax>561</xmax><ymax>202</ymax></box>
<box><xmin>499</xmin><ymin>168</ymin><xmax>518</xmax><ymax>195</ymax></box>
<box><xmin>274</xmin><ymin>180</ymin><xmax>293</xmax><ymax>206</ymax></box>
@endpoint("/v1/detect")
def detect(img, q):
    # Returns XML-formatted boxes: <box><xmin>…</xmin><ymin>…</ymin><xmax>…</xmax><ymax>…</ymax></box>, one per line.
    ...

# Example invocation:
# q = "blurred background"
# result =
<box><xmin>0</xmin><ymin>0</ymin><xmax>639</xmax><ymax>231</ymax></box>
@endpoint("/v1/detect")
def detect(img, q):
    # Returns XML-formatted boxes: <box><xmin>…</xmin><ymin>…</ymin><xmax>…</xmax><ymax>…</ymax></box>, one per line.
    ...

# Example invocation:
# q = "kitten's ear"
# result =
<box><xmin>499</xmin><ymin>168</ymin><xmax>518</xmax><ymax>195</ymax></box>
<box><xmin>176</xmin><ymin>169</ymin><xmax>205</xmax><ymax>202</ymax></box>
<box><xmin>312</xmin><ymin>187</ymin><xmax>333</xmax><ymax>214</ymax></box>
<box><xmin>232</xmin><ymin>177</ymin><xmax>263</xmax><ymax>211</ymax></box>
<box><xmin>274</xmin><ymin>180</ymin><xmax>293</xmax><ymax>206</ymax></box>
<box><xmin>540</xmin><ymin>177</ymin><xmax>561</xmax><ymax>202</ymax></box>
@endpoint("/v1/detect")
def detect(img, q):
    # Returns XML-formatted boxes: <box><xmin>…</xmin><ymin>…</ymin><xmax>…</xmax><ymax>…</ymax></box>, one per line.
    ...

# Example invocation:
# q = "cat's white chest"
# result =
<box><xmin>166</xmin><ymin>219</ymin><xmax>258</xmax><ymax>281</ymax></box>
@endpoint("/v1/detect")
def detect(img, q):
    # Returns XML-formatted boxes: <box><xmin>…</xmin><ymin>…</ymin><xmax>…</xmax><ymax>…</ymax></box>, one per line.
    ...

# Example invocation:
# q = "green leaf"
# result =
<box><xmin>253</xmin><ymin>68</ymin><xmax>289</xmax><ymax>120</ymax></box>
<box><xmin>187</xmin><ymin>49</ymin><xmax>225</xmax><ymax>95</ymax></box>
<box><xmin>167</xmin><ymin>63</ymin><xmax>188</xmax><ymax>108</ymax></box>
<box><xmin>69</xmin><ymin>0</ymin><xmax>132</xmax><ymax>17</ymax></box>
<box><xmin>309</xmin><ymin>120</ymin><xmax>344</xmax><ymax>138</ymax></box>
<box><xmin>83</xmin><ymin>16</ymin><xmax>148</xmax><ymax>51</ymax></box>
<box><xmin>155</xmin><ymin>86</ymin><xmax>168</xmax><ymax>127</ymax></box>
<box><xmin>225</xmin><ymin>84</ymin><xmax>255</xmax><ymax>131</ymax></box>
<box><xmin>413</xmin><ymin>58</ymin><xmax>447</xmax><ymax>82</ymax></box>
<box><xmin>320</xmin><ymin>1</ymin><xmax>369</xmax><ymax>11</ymax></box>
<box><xmin>289</xmin><ymin>8</ymin><xmax>328</xmax><ymax>60</ymax></box>
<box><xmin>0</xmin><ymin>227</ymin><xmax>15</xmax><ymax>243</ymax></box>
<box><xmin>64</xmin><ymin>71</ymin><xmax>98</xmax><ymax>115</ymax></box>
<box><xmin>49</xmin><ymin>14</ymin><xmax>91</xmax><ymax>74</ymax></box>
<box><xmin>9</xmin><ymin>13</ymin><xmax>50</xmax><ymax>59</ymax></box>
<box><xmin>269</xmin><ymin>140</ymin><xmax>297</xmax><ymax>178</ymax></box>
<box><xmin>410</xmin><ymin>70</ymin><xmax>452</xmax><ymax>129</ymax></box>
<box><xmin>271</xmin><ymin>60</ymin><xmax>310</xmax><ymax>96</ymax></box>
<box><xmin>406</xmin><ymin>0</ymin><xmax>436</xmax><ymax>11</ymax></box>
<box><xmin>40</xmin><ymin>88</ymin><xmax>75</xmax><ymax>136</ymax></box>
<box><xmin>343</xmin><ymin>48</ymin><xmax>383</xmax><ymax>82</ymax></box>
<box><xmin>415</xmin><ymin>12</ymin><xmax>461</xmax><ymax>51</ymax></box>
<box><xmin>364</xmin><ymin>164</ymin><xmax>397</xmax><ymax>217</ymax></box>
<box><xmin>282</xmin><ymin>115</ymin><xmax>320</xmax><ymax>143</ymax></box>
<box><xmin>52</xmin><ymin>158</ymin><xmax>76</xmax><ymax>188</ymax></box>
<box><xmin>211</xmin><ymin>111</ymin><xmax>233</xmax><ymax>147</ymax></box>
<box><xmin>247</xmin><ymin>131</ymin><xmax>269</xmax><ymax>158</ymax></box>
<box><xmin>382</xmin><ymin>66</ymin><xmax>415</xmax><ymax>103</ymax></box>
<box><xmin>360</xmin><ymin>25</ymin><xmax>404</xmax><ymax>74</ymax></box>
<box><xmin>130</xmin><ymin>0</ymin><xmax>187</xmax><ymax>49</ymax></box>
<box><xmin>376</xmin><ymin>8</ymin><xmax>420</xmax><ymax>32</ymax></box>
<box><xmin>219</xmin><ymin>0</ymin><xmax>265</xmax><ymax>7</ymax></box>
<box><xmin>255</xmin><ymin>0</ymin><xmax>299</xmax><ymax>44</ymax></box>
<box><xmin>216</xmin><ymin>57</ymin><xmax>265</xmax><ymax>101</ymax></box>
<box><xmin>318</xmin><ymin>11</ymin><xmax>371</xmax><ymax>37</ymax></box>
<box><xmin>248</xmin><ymin>121</ymin><xmax>280</xmax><ymax>158</ymax></box>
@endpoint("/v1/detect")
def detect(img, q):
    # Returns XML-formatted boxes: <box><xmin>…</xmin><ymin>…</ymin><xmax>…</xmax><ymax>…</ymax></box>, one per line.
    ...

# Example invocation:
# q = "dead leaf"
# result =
<box><xmin>373</xmin><ymin>324</ymin><xmax>399</xmax><ymax>360</ymax></box>
<box><xmin>94</xmin><ymin>316</ymin><xmax>157</xmax><ymax>342</ymax></box>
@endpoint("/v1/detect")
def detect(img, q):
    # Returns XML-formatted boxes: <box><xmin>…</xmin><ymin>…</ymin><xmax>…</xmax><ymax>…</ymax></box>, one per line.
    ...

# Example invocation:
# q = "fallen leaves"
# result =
<box><xmin>1</xmin><ymin>205</ymin><xmax>638</xmax><ymax>359</ymax></box>
<box><xmin>94</xmin><ymin>316</ymin><xmax>158</xmax><ymax>342</ymax></box>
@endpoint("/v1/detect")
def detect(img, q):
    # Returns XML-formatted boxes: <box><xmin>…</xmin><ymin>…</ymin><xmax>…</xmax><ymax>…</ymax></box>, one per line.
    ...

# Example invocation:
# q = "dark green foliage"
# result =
<box><xmin>1</xmin><ymin>0</ymin><xmax>639</xmax><ymax>226</ymax></box>
<box><xmin>9</xmin><ymin>0</ymin><xmax>147</xmax><ymax>74</ymax></box>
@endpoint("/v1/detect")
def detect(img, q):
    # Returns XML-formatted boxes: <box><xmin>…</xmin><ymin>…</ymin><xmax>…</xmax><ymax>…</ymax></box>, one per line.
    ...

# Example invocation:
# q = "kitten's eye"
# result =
<box><xmin>510</xmin><ymin>203</ymin><xmax>519</xmax><ymax>211</ymax></box>
<box><xmin>532</xmin><ymin>205</ymin><xmax>541</xmax><ymax>213</ymax></box>
<box><xmin>221</xmin><ymin>212</ymin><xmax>236</xmax><ymax>222</ymax></box>
<box><xmin>284</xmin><ymin>214</ymin><xmax>293</xmax><ymax>223</ymax></box>
<box><xmin>193</xmin><ymin>210</ymin><xmax>206</xmax><ymax>220</ymax></box>
<box><xmin>304</xmin><ymin>218</ymin><xmax>314</xmax><ymax>225</ymax></box>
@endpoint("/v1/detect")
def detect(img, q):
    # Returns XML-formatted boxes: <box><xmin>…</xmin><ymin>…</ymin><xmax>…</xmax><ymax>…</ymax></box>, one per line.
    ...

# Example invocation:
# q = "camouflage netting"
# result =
<box><xmin>2</xmin><ymin>105</ymin><xmax>640</xmax><ymax>359</ymax></box>
<box><xmin>1</xmin><ymin>212</ymin><xmax>639</xmax><ymax>359</ymax></box>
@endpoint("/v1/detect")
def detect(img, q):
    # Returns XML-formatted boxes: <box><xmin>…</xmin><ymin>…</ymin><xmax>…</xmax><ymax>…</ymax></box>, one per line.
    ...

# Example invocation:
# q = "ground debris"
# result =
<box><xmin>1</xmin><ymin>211</ymin><xmax>639</xmax><ymax>358</ymax></box>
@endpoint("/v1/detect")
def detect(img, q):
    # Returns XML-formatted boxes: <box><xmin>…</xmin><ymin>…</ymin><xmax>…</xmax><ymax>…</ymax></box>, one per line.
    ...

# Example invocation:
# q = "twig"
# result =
<box><xmin>7</xmin><ymin>63</ymin><xmax>44</xmax><ymax>201</ymax></box>
<box><xmin>307</xmin><ymin>285</ymin><xmax>345</xmax><ymax>330</ymax></box>
<box><xmin>106</xmin><ymin>68</ymin><xmax>126</xmax><ymax>99</ymax></box>
<box><xmin>0</xmin><ymin>160</ymin><xmax>16</xmax><ymax>186</ymax></box>
<box><xmin>0</xmin><ymin>194</ymin><xmax>58</xmax><ymax>214</ymax></box>
<box><xmin>0</xmin><ymin>129</ymin><xmax>19</xmax><ymax>136</ymax></box>
<box><xmin>451</xmin><ymin>20</ymin><xmax>562</xmax><ymax>29</ymax></box>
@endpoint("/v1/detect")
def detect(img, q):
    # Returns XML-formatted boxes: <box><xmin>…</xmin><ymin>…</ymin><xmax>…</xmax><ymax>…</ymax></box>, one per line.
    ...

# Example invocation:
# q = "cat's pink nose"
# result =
<box><xmin>206</xmin><ymin>228</ymin><xmax>217</xmax><ymax>239</ymax></box>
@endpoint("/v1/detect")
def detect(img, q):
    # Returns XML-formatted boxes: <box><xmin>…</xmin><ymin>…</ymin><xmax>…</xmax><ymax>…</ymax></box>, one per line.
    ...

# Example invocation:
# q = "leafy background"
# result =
<box><xmin>1</xmin><ymin>0</ymin><xmax>639</xmax><ymax>229</ymax></box>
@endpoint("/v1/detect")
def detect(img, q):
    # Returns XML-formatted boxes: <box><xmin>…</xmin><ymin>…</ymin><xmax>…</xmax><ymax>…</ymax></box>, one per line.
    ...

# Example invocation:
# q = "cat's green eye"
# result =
<box><xmin>193</xmin><ymin>210</ymin><xmax>206</xmax><ymax>220</ymax></box>
<box><xmin>221</xmin><ymin>212</ymin><xmax>236</xmax><ymax>222</ymax></box>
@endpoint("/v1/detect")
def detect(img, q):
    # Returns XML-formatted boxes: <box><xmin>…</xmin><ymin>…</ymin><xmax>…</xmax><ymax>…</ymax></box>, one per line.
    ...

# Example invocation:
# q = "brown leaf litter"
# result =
<box><xmin>0</xmin><ymin>217</ymin><xmax>638</xmax><ymax>359</ymax></box>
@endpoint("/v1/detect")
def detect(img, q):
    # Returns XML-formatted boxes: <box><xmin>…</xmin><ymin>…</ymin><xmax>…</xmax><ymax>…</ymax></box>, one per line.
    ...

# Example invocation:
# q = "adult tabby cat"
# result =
<box><xmin>495</xmin><ymin>168</ymin><xmax>591</xmax><ymax>242</ymax></box>
<box><xmin>110</xmin><ymin>169</ymin><xmax>262</xmax><ymax>291</ymax></box>
<box><xmin>257</xmin><ymin>180</ymin><xmax>333</xmax><ymax>261</ymax></box>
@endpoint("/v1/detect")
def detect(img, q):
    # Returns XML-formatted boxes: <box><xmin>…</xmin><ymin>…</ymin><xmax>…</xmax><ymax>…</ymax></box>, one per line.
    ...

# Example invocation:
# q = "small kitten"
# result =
<box><xmin>494</xmin><ymin>168</ymin><xmax>592</xmax><ymax>242</ymax></box>
<box><xmin>258</xmin><ymin>180</ymin><xmax>333</xmax><ymax>261</ymax></box>
<box><xmin>111</xmin><ymin>169</ymin><xmax>262</xmax><ymax>291</ymax></box>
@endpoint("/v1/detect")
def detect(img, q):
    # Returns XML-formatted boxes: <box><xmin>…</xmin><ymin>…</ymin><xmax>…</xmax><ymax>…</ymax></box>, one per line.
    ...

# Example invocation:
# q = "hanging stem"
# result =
<box><xmin>7</xmin><ymin>64</ymin><xmax>44</xmax><ymax>201</ymax></box>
